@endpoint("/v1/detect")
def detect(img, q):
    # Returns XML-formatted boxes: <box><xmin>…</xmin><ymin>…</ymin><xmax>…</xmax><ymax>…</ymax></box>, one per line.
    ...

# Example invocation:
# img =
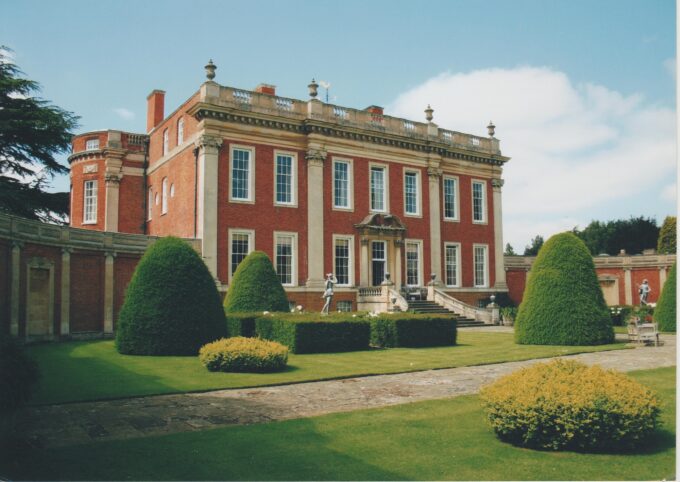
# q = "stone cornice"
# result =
<box><xmin>189</xmin><ymin>103</ymin><xmax>510</xmax><ymax>167</ymax></box>
<box><xmin>68</xmin><ymin>147</ymin><xmax>131</xmax><ymax>165</ymax></box>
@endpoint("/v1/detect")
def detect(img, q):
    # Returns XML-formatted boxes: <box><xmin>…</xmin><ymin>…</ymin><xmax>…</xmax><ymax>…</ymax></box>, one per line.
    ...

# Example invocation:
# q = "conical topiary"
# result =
<box><xmin>654</xmin><ymin>263</ymin><xmax>676</xmax><ymax>332</ymax></box>
<box><xmin>224</xmin><ymin>251</ymin><xmax>290</xmax><ymax>313</ymax></box>
<box><xmin>116</xmin><ymin>237</ymin><xmax>227</xmax><ymax>355</ymax></box>
<box><xmin>514</xmin><ymin>232</ymin><xmax>614</xmax><ymax>345</ymax></box>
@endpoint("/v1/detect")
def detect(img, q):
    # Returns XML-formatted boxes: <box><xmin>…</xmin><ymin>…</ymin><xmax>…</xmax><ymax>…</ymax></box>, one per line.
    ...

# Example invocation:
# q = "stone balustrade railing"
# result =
<box><xmin>428</xmin><ymin>287</ymin><xmax>495</xmax><ymax>324</ymax></box>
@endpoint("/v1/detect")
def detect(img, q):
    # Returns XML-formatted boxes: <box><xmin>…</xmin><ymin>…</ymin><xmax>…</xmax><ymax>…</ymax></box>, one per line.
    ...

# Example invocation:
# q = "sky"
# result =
<box><xmin>5</xmin><ymin>0</ymin><xmax>677</xmax><ymax>251</ymax></box>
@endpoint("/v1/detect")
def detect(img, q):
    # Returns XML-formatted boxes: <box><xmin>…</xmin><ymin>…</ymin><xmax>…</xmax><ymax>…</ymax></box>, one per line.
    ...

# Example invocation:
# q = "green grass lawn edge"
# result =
<box><xmin>27</xmin><ymin>332</ymin><xmax>632</xmax><ymax>405</ymax></box>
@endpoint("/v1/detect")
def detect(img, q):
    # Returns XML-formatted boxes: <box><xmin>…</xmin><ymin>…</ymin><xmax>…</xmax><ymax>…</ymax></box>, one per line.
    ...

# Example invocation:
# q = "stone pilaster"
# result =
<box><xmin>659</xmin><ymin>266</ymin><xmax>667</xmax><ymax>292</ymax></box>
<box><xmin>360</xmin><ymin>237</ymin><xmax>369</xmax><ymax>286</ymax></box>
<box><xmin>104</xmin><ymin>251</ymin><xmax>116</xmax><ymax>334</ymax></box>
<box><xmin>427</xmin><ymin>167</ymin><xmax>442</xmax><ymax>285</ymax></box>
<box><xmin>491</xmin><ymin>178</ymin><xmax>507</xmax><ymax>289</ymax></box>
<box><xmin>60</xmin><ymin>247</ymin><xmax>72</xmax><ymax>336</ymax></box>
<box><xmin>104</xmin><ymin>173</ymin><xmax>121</xmax><ymax>232</ymax></box>
<box><xmin>624</xmin><ymin>268</ymin><xmax>633</xmax><ymax>305</ymax></box>
<box><xmin>394</xmin><ymin>239</ymin><xmax>403</xmax><ymax>289</ymax></box>
<box><xmin>306</xmin><ymin>148</ymin><xmax>327</xmax><ymax>288</ymax></box>
<box><xmin>10</xmin><ymin>240</ymin><xmax>23</xmax><ymax>336</ymax></box>
<box><xmin>195</xmin><ymin>135</ymin><xmax>223</xmax><ymax>279</ymax></box>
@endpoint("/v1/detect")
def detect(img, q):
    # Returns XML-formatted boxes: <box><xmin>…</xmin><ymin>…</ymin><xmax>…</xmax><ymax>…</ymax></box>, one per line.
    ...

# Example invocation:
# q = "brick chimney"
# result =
<box><xmin>146</xmin><ymin>90</ymin><xmax>166</xmax><ymax>133</ymax></box>
<box><xmin>365</xmin><ymin>105</ymin><xmax>384</xmax><ymax>115</ymax></box>
<box><xmin>254</xmin><ymin>84</ymin><xmax>276</xmax><ymax>95</ymax></box>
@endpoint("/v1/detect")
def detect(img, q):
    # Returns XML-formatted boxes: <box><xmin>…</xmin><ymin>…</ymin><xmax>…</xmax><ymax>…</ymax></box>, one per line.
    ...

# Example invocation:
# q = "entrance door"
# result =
<box><xmin>371</xmin><ymin>241</ymin><xmax>387</xmax><ymax>286</ymax></box>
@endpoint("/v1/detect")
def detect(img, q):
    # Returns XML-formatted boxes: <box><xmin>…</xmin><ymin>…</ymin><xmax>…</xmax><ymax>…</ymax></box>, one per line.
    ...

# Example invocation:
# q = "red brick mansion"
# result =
<box><xmin>68</xmin><ymin>61</ymin><xmax>510</xmax><ymax>311</ymax></box>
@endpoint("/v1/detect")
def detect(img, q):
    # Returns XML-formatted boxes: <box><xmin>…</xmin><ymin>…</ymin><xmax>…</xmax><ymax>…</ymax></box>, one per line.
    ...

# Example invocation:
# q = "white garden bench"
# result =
<box><xmin>627</xmin><ymin>319</ymin><xmax>660</xmax><ymax>346</ymax></box>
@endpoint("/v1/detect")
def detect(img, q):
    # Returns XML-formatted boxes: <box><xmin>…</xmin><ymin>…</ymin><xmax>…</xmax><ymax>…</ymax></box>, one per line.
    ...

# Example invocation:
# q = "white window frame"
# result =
<box><xmin>83</xmin><ymin>180</ymin><xmax>97</xmax><ymax>224</ymax></box>
<box><xmin>404</xmin><ymin>239</ymin><xmax>423</xmax><ymax>287</ymax></box>
<box><xmin>162</xmin><ymin>129</ymin><xmax>169</xmax><ymax>156</ymax></box>
<box><xmin>229</xmin><ymin>145</ymin><xmax>255</xmax><ymax>203</ymax></box>
<box><xmin>273</xmin><ymin>231</ymin><xmax>298</xmax><ymax>286</ymax></box>
<box><xmin>273</xmin><ymin>150</ymin><xmax>297</xmax><ymax>207</ymax></box>
<box><xmin>177</xmin><ymin>117</ymin><xmax>184</xmax><ymax>145</ymax></box>
<box><xmin>403</xmin><ymin>168</ymin><xmax>421</xmax><ymax>217</ymax></box>
<box><xmin>161</xmin><ymin>178</ymin><xmax>168</xmax><ymax>214</ymax></box>
<box><xmin>442</xmin><ymin>175</ymin><xmax>460</xmax><ymax>222</ymax></box>
<box><xmin>473</xmin><ymin>244</ymin><xmax>489</xmax><ymax>288</ymax></box>
<box><xmin>228</xmin><ymin>229</ymin><xmax>255</xmax><ymax>282</ymax></box>
<box><xmin>85</xmin><ymin>138</ymin><xmax>99</xmax><ymax>151</ymax></box>
<box><xmin>332</xmin><ymin>234</ymin><xmax>355</xmax><ymax>287</ymax></box>
<box><xmin>369</xmin><ymin>163</ymin><xmax>389</xmax><ymax>213</ymax></box>
<box><xmin>332</xmin><ymin>157</ymin><xmax>354</xmax><ymax>211</ymax></box>
<box><xmin>147</xmin><ymin>187</ymin><xmax>153</xmax><ymax>220</ymax></box>
<box><xmin>444</xmin><ymin>242</ymin><xmax>462</xmax><ymax>287</ymax></box>
<box><xmin>472</xmin><ymin>179</ymin><xmax>487</xmax><ymax>224</ymax></box>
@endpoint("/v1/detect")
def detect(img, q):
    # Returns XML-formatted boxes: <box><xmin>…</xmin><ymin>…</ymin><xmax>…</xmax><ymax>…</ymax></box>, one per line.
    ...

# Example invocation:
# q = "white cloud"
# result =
<box><xmin>113</xmin><ymin>108</ymin><xmax>135</xmax><ymax>120</ymax></box>
<box><xmin>387</xmin><ymin>66</ymin><xmax>676</xmax><ymax>248</ymax></box>
<box><xmin>661</xmin><ymin>183</ymin><xmax>676</xmax><ymax>203</ymax></box>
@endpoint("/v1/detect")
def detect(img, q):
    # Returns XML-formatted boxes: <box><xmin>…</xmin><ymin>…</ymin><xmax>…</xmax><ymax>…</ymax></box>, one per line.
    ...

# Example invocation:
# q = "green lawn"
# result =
<box><xmin>28</xmin><ymin>331</ymin><xmax>628</xmax><ymax>404</ymax></box>
<box><xmin>4</xmin><ymin>367</ymin><xmax>674</xmax><ymax>481</ymax></box>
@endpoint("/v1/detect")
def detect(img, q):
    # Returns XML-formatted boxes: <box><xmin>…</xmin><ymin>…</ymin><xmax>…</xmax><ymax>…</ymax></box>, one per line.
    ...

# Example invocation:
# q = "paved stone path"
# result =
<box><xmin>18</xmin><ymin>333</ymin><xmax>676</xmax><ymax>449</ymax></box>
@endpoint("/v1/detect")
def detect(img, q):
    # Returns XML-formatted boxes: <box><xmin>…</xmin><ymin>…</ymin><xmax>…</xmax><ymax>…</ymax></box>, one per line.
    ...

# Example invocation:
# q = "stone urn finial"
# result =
<box><xmin>205</xmin><ymin>59</ymin><xmax>217</xmax><ymax>81</ymax></box>
<box><xmin>487</xmin><ymin>120</ymin><xmax>496</xmax><ymax>137</ymax></box>
<box><xmin>425</xmin><ymin>104</ymin><xmax>434</xmax><ymax>122</ymax></box>
<box><xmin>308</xmin><ymin>78</ymin><xmax>319</xmax><ymax>99</ymax></box>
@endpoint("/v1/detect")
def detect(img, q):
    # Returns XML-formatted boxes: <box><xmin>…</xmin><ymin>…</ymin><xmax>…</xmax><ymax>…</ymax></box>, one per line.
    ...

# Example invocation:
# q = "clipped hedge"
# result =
<box><xmin>0</xmin><ymin>336</ymin><xmax>39</xmax><ymax>412</ymax></box>
<box><xmin>224</xmin><ymin>251</ymin><xmax>290</xmax><ymax>313</ymax></box>
<box><xmin>480</xmin><ymin>359</ymin><xmax>660</xmax><ymax>451</ymax></box>
<box><xmin>370</xmin><ymin>314</ymin><xmax>457</xmax><ymax>348</ymax></box>
<box><xmin>514</xmin><ymin>232</ymin><xmax>614</xmax><ymax>345</ymax></box>
<box><xmin>655</xmin><ymin>262</ymin><xmax>676</xmax><ymax>332</ymax></box>
<box><xmin>116</xmin><ymin>237</ymin><xmax>227</xmax><ymax>356</ymax></box>
<box><xmin>199</xmin><ymin>337</ymin><xmax>288</xmax><ymax>372</ymax></box>
<box><xmin>609</xmin><ymin>305</ymin><xmax>633</xmax><ymax>326</ymax></box>
<box><xmin>225</xmin><ymin>312</ymin><xmax>259</xmax><ymax>337</ymax></box>
<box><xmin>256</xmin><ymin>313</ymin><xmax>370</xmax><ymax>354</ymax></box>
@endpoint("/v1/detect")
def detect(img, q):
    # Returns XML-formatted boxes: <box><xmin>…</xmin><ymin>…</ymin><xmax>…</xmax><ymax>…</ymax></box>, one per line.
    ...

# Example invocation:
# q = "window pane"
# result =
<box><xmin>84</xmin><ymin>180</ymin><xmax>97</xmax><ymax>223</ymax></box>
<box><xmin>276</xmin><ymin>155</ymin><xmax>293</xmax><ymax>204</ymax></box>
<box><xmin>405</xmin><ymin>172</ymin><xmax>418</xmax><ymax>214</ymax></box>
<box><xmin>231</xmin><ymin>233</ymin><xmax>250</xmax><ymax>275</ymax></box>
<box><xmin>370</xmin><ymin>167</ymin><xmax>385</xmax><ymax>211</ymax></box>
<box><xmin>334</xmin><ymin>161</ymin><xmax>349</xmax><ymax>208</ymax></box>
<box><xmin>444</xmin><ymin>178</ymin><xmax>457</xmax><ymax>219</ymax></box>
<box><xmin>473</xmin><ymin>182</ymin><xmax>484</xmax><ymax>221</ymax></box>
<box><xmin>276</xmin><ymin>236</ymin><xmax>293</xmax><ymax>284</ymax></box>
<box><xmin>161</xmin><ymin>178</ymin><xmax>168</xmax><ymax>214</ymax></box>
<box><xmin>85</xmin><ymin>139</ymin><xmax>99</xmax><ymax>151</ymax></box>
<box><xmin>163</xmin><ymin>130</ymin><xmax>169</xmax><ymax>156</ymax></box>
<box><xmin>371</xmin><ymin>241</ymin><xmax>386</xmax><ymax>286</ymax></box>
<box><xmin>177</xmin><ymin>118</ymin><xmax>184</xmax><ymax>145</ymax></box>
<box><xmin>335</xmin><ymin>238</ymin><xmax>350</xmax><ymax>285</ymax></box>
<box><xmin>406</xmin><ymin>242</ymin><xmax>419</xmax><ymax>286</ymax></box>
<box><xmin>445</xmin><ymin>245</ymin><xmax>459</xmax><ymax>286</ymax></box>
<box><xmin>474</xmin><ymin>246</ymin><xmax>487</xmax><ymax>287</ymax></box>
<box><xmin>232</xmin><ymin>149</ymin><xmax>250</xmax><ymax>200</ymax></box>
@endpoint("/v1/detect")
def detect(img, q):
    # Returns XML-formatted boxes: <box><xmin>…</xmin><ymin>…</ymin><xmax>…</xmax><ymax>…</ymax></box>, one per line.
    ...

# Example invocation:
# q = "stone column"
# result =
<box><xmin>427</xmin><ymin>167</ymin><xmax>442</xmax><ymax>285</ymax></box>
<box><xmin>305</xmin><ymin>148</ymin><xmax>327</xmax><ymax>288</ymax></box>
<box><xmin>10</xmin><ymin>240</ymin><xmax>22</xmax><ymax>336</ymax></box>
<box><xmin>360</xmin><ymin>237</ymin><xmax>369</xmax><ymax>286</ymax></box>
<box><xmin>624</xmin><ymin>268</ymin><xmax>633</xmax><ymax>305</ymax></box>
<box><xmin>104</xmin><ymin>174</ymin><xmax>121</xmax><ymax>232</ymax></box>
<box><xmin>491</xmin><ymin>178</ymin><xmax>507</xmax><ymax>289</ymax></box>
<box><xmin>394</xmin><ymin>239</ymin><xmax>403</xmax><ymax>289</ymax></box>
<box><xmin>104</xmin><ymin>251</ymin><xmax>116</xmax><ymax>334</ymax></box>
<box><xmin>60</xmin><ymin>247</ymin><xmax>72</xmax><ymax>336</ymax></box>
<box><xmin>659</xmin><ymin>266</ymin><xmax>667</xmax><ymax>292</ymax></box>
<box><xmin>195</xmin><ymin>135</ymin><xmax>223</xmax><ymax>279</ymax></box>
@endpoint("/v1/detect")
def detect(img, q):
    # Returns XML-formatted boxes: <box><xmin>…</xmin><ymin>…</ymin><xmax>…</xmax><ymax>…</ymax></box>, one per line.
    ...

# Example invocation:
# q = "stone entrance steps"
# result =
<box><xmin>407</xmin><ymin>300</ymin><xmax>487</xmax><ymax>328</ymax></box>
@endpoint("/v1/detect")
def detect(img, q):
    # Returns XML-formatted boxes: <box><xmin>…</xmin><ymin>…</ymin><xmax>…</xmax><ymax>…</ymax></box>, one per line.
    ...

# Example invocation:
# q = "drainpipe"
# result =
<box><xmin>141</xmin><ymin>137</ymin><xmax>149</xmax><ymax>235</ymax></box>
<box><xmin>193</xmin><ymin>146</ymin><xmax>199</xmax><ymax>239</ymax></box>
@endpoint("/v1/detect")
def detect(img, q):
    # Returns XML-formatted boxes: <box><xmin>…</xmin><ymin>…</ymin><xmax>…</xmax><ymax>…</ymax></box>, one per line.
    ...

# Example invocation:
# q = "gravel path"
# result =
<box><xmin>18</xmin><ymin>333</ymin><xmax>676</xmax><ymax>448</ymax></box>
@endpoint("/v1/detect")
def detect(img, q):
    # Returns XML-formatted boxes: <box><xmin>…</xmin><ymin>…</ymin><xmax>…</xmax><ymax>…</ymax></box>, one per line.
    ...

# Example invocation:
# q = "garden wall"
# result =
<box><xmin>505</xmin><ymin>253</ymin><xmax>676</xmax><ymax>306</ymax></box>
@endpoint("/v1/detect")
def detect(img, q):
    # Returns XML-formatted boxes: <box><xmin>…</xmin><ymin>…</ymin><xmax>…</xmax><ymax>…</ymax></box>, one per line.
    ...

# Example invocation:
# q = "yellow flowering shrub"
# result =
<box><xmin>479</xmin><ymin>359</ymin><xmax>660</xmax><ymax>451</ymax></box>
<box><xmin>199</xmin><ymin>337</ymin><xmax>288</xmax><ymax>373</ymax></box>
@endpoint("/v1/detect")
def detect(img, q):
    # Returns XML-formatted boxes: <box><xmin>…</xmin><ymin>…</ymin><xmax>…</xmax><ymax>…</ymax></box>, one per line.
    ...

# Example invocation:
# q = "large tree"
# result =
<box><xmin>573</xmin><ymin>216</ymin><xmax>659</xmax><ymax>255</ymax></box>
<box><xmin>0</xmin><ymin>47</ymin><xmax>79</xmax><ymax>223</ymax></box>
<box><xmin>657</xmin><ymin>216</ymin><xmax>676</xmax><ymax>254</ymax></box>
<box><xmin>523</xmin><ymin>235</ymin><xmax>544</xmax><ymax>256</ymax></box>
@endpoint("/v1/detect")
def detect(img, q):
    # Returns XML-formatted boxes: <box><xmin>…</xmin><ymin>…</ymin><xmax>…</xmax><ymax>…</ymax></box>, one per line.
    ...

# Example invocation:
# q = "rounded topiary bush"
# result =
<box><xmin>199</xmin><ymin>337</ymin><xmax>288</xmax><ymax>372</ymax></box>
<box><xmin>116</xmin><ymin>237</ymin><xmax>227</xmax><ymax>355</ymax></box>
<box><xmin>654</xmin><ymin>262</ymin><xmax>676</xmax><ymax>332</ymax></box>
<box><xmin>479</xmin><ymin>359</ymin><xmax>660</xmax><ymax>451</ymax></box>
<box><xmin>224</xmin><ymin>251</ymin><xmax>289</xmax><ymax>313</ymax></box>
<box><xmin>514</xmin><ymin>232</ymin><xmax>614</xmax><ymax>345</ymax></box>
